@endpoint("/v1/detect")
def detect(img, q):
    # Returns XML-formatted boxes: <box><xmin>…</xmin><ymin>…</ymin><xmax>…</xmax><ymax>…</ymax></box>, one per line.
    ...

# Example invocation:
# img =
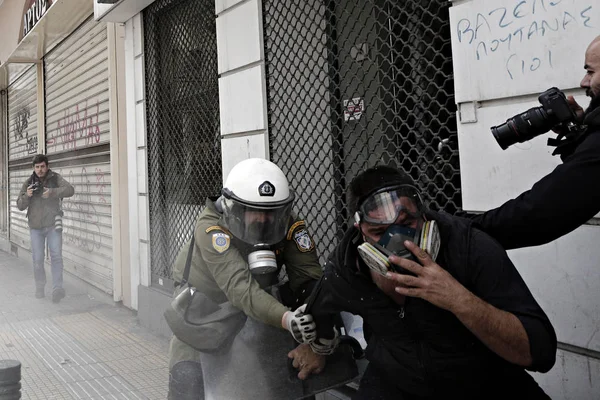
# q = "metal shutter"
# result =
<box><xmin>44</xmin><ymin>17</ymin><xmax>113</xmax><ymax>294</ymax></box>
<box><xmin>7</xmin><ymin>65</ymin><xmax>38</xmax><ymax>249</ymax></box>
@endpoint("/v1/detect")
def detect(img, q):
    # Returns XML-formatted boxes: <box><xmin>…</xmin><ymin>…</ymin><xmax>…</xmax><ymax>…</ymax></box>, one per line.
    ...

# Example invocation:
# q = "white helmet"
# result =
<box><xmin>221</xmin><ymin>158</ymin><xmax>295</xmax><ymax>245</ymax></box>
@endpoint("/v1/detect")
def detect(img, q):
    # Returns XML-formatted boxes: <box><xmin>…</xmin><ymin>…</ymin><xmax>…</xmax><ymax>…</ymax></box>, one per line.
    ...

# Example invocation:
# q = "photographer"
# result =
<box><xmin>290</xmin><ymin>165</ymin><xmax>557</xmax><ymax>399</ymax></box>
<box><xmin>16</xmin><ymin>154</ymin><xmax>74</xmax><ymax>302</ymax></box>
<box><xmin>474</xmin><ymin>35</ymin><xmax>600</xmax><ymax>249</ymax></box>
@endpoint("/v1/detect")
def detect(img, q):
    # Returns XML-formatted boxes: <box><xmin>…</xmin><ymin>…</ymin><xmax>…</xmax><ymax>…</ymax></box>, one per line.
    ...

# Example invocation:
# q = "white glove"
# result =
<box><xmin>309</xmin><ymin>327</ymin><xmax>340</xmax><ymax>356</ymax></box>
<box><xmin>282</xmin><ymin>304</ymin><xmax>317</xmax><ymax>344</ymax></box>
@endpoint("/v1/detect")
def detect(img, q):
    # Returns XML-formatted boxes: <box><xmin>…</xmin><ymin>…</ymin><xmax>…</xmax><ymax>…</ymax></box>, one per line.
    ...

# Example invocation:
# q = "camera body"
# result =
<box><xmin>538</xmin><ymin>88</ymin><xmax>575</xmax><ymax>122</ymax></box>
<box><xmin>491</xmin><ymin>87</ymin><xmax>578</xmax><ymax>150</ymax></box>
<box><xmin>29</xmin><ymin>181</ymin><xmax>42</xmax><ymax>196</ymax></box>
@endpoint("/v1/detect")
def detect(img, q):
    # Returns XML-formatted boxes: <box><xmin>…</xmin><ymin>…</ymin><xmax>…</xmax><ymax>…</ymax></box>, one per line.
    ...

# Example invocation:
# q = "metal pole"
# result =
<box><xmin>0</xmin><ymin>359</ymin><xmax>21</xmax><ymax>400</ymax></box>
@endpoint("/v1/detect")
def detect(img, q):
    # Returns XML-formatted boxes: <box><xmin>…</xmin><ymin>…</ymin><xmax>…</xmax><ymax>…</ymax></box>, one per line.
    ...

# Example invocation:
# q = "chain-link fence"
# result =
<box><xmin>264</xmin><ymin>0</ymin><xmax>460</xmax><ymax>263</ymax></box>
<box><xmin>144</xmin><ymin>0</ymin><xmax>221</xmax><ymax>287</ymax></box>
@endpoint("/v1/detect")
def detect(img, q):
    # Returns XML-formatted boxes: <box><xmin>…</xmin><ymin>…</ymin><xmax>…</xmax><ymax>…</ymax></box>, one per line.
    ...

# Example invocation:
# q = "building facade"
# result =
<box><xmin>0</xmin><ymin>0</ymin><xmax>597</xmax><ymax>398</ymax></box>
<box><xmin>0</xmin><ymin>0</ymin><xmax>132</xmax><ymax>306</ymax></box>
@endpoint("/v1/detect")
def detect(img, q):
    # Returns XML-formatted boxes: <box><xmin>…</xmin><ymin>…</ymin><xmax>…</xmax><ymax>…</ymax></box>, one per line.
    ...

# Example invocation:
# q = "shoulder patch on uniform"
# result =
<box><xmin>211</xmin><ymin>232</ymin><xmax>231</xmax><ymax>253</ymax></box>
<box><xmin>205</xmin><ymin>225</ymin><xmax>231</xmax><ymax>236</ymax></box>
<box><xmin>293</xmin><ymin>228</ymin><xmax>315</xmax><ymax>253</ymax></box>
<box><xmin>286</xmin><ymin>220</ymin><xmax>306</xmax><ymax>240</ymax></box>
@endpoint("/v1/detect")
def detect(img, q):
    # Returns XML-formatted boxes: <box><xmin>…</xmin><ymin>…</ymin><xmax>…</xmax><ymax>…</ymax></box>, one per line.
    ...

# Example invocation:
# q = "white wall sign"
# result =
<box><xmin>343</xmin><ymin>97</ymin><xmax>364</xmax><ymax>121</ymax></box>
<box><xmin>450</xmin><ymin>0</ymin><xmax>596</xmax><ymax>102</ymax></box>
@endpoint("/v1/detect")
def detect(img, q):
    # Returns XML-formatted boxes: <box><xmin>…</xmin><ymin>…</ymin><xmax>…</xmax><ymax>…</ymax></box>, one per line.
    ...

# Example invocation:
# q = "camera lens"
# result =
<box><xmin>55</xmin><ymin>215</ymin><xmax>63</xmax><ymax>232</ymax></box>
<box><xmin>491</xmin><ymin>106</ymin><xmax>555</xmax><ymax>150</ymax></box>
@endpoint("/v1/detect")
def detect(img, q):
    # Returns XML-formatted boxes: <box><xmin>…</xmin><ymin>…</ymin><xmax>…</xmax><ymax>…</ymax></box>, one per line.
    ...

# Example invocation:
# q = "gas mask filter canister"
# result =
<box><xmin>357</xmin><ymin>220</ymin><xmax>441</xmax><ymax>277</ymax></box>
<box><xmin>247</xmin><ymin>247</ymin><xmax>278</xmax><ymax>275</ymax></box>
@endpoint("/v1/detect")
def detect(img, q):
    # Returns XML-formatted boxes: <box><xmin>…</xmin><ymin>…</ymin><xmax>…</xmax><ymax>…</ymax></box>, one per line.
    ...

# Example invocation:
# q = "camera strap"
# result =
<box><xmin>29</xmin><ymin>173</ymin><xmax>39</xmax><ymax>186</ymax></box>
<box><xmin>180</xmin><ymin>233</ymin><xmax>196</xmax><ymax>287</ymax></box>
<box><xmin>547</xmin><ymin>125</ymin><xmax>588</xmax><ymax>158</ymax></box>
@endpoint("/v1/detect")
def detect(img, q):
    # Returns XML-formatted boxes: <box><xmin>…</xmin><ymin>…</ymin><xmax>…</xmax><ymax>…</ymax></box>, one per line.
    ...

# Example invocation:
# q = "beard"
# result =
<box><xmin>585</xmin><ymin>91</ymin><xmax>600</xmax><ymax>115</ymax></box>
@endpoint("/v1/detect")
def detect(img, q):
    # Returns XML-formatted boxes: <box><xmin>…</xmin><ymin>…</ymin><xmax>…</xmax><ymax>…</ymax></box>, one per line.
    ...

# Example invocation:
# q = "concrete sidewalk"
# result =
<box><xmin>0</xmin><ymin>252</ymin><xmax>169</xmax><ymax>400</ymax></box>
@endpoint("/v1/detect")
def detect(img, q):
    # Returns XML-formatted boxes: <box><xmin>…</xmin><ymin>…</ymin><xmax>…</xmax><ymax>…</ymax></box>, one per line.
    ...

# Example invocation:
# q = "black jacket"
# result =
<box><xmin>473</xmin><ymin>106</ymin><xmax>600</xmax><ymax>249</ymax></box>
<box><xmin>309</xmin><ymin>211</ymin><xmax>556</xmax><ymax>398</ymax></box>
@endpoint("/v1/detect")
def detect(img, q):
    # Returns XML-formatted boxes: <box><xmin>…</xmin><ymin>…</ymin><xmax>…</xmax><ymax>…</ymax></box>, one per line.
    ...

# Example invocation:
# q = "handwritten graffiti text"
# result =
<box><xmin>47</xmin><ymin>100</ymin><xmax>101</xmax><ymax>151</ymax></box>
<box><xmin>62</xmin><ymin>167</ymin><xmax>104</xmax><ymax>253</ymax></box>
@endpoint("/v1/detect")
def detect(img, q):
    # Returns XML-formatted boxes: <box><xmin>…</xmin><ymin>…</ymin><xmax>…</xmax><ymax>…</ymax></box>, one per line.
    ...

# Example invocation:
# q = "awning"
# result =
<box><xmin>0</xmin><ymin>0</ymin><xmax>92</xmax><ymax>89</ymax></box>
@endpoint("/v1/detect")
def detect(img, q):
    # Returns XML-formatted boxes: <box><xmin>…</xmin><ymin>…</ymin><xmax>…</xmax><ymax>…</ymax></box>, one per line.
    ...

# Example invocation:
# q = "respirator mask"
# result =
<box><xmin>246</xmin><ymin>245</ymin><xmax>278</xmax><ymax>275</ymax></box>
<box><xmin>357</xmin><ymin>221</ymin><xmax>440</xmax><ymax>276</ymax></box>
<box><xmin>221</xmin><ymin>188</ymin><xmax>294</xmax><ymax>275</ymax></box>
<box><xmin>353</xmin><ymin>185</ymin><xmax>441</xmax><ymax>276</ymax></box>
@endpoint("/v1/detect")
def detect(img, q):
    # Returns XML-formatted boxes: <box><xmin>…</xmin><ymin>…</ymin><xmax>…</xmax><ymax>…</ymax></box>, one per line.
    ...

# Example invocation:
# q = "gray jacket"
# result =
<box><xmin>16</xmin><ymin>170</ymin><xmax>74</xmax><ymax>229</ymax></box>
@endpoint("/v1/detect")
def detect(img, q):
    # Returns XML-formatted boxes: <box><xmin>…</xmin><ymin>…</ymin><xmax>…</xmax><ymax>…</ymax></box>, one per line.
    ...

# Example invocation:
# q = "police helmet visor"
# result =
<box><xmin>221</xmin><ymin>189</ymin><xmax>295</xmax><ymax>245</ymax></box>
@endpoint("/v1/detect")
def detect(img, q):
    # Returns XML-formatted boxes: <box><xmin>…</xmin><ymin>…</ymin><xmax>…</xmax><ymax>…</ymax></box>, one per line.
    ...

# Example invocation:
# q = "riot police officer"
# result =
<box><xmin>167</xmin><ymin>158</ymin><xmax>323</xmax><ymax>399</ymax></box>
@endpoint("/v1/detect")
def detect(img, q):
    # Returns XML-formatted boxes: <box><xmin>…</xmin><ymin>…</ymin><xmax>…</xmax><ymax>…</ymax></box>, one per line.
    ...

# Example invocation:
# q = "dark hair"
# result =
<box><xmin>32</xmin><ymin>154</ymin><xmax>48</xmax><ymax>166</ymax></box>
<box><xmin>347</xmin><ymin>165</ymin><xmax>415</xmax><ymax>214</ymax></box>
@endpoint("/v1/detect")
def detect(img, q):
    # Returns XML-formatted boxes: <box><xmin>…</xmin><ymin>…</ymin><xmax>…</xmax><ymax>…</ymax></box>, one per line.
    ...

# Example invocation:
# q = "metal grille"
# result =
<box><xmin>144</xmin><ymin>0</ymin><xmax>221</xmax><ymax>285</ymax></box>
<box><xmin>264</xmin><ymin>0</ymin><xmax>460</xmax><ymax>262</ymax></box>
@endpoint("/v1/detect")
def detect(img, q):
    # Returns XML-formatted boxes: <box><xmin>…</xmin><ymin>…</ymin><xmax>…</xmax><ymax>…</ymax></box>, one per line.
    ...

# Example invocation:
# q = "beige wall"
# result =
<box><xmin>0</xmin><ymin>0</ymin><xmax>27</xmax><ymax>66</ymax></box>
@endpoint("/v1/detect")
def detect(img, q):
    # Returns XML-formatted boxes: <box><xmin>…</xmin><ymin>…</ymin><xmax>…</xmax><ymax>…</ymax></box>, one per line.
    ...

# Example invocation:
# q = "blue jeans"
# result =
<box><xmin>30</xmin><ymin>227</ymin><xmax>64</xmax><ymax>290</ymax></box>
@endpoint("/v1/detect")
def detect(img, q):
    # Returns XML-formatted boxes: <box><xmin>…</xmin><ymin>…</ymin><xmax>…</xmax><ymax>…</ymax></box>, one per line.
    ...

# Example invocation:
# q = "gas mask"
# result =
<box><xmin>247</xmin><ymin>245</ymin><xmax>278</xmax><ymax>275</ymax></box>
<box><xmin>353</xmin><ymin>184</ymin><xmax>440</xmax><ymax>276</ymax></box>
<box><xmin>357</xmin><ymin>220</ymin><xmax>440</xmax><ymax>277</ymax></box>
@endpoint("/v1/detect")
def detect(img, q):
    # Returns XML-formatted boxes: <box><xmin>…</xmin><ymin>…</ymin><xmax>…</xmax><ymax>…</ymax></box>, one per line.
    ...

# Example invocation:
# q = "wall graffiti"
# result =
<box><xmin>95</xmin><ymin>168</ymin><xmax>107</xmax><ymax>204</ymax></box>
<box><xmin>13</xmin><ymin>106</ymin><xmax>38</xmax><ymax>155</ymax></box>
<box><xmin>62</xmin><ymin>167</ymin><xmax>103</xmax><ymax>253</ymax></box>
<box><xmin>26</xmin><ymin>137</ymin><xmax>38</xmax><ymax>154</ymax></box>
<box><xmin>454</xmin><ymin>1</ymin><xmax>594</xmax><ymax>80</ymax></box>
<box><xmin>46</xmin><ymin>100</ymin><xmax>101</xmax><ymax>151</ymax></box>
<box><xmin>14</xmin><ymin>107</ymin><xmax>30</xmax><ymax>141</ymax></box>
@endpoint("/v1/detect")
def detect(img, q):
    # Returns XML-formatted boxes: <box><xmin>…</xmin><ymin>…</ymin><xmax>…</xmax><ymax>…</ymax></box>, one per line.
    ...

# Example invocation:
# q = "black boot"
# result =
<box><xmin>52</xmin><ymin>288</ymin><xmax>65</xmax><ymax>303</ymax></box>
<box><xmin>35</xmin><ymin>288</ymin><xmax>45</xmax><ymax>299</ymax></box>
<box><xmin>168</xmin><ymin>361</ymin><xmax>204</xmax><ymax>400</ymax></box>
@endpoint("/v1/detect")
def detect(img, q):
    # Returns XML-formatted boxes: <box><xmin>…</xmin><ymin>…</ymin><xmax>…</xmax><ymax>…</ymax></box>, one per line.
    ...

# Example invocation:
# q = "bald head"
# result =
<box><xmin>587</xmin><ymin>35</ymin><xmax>600</xmax><ymax>53</ymax></box>
<box><xmin>581</xmin><ymin>36</ymin><xmax>600</xmax><ymax>101</ymax></box>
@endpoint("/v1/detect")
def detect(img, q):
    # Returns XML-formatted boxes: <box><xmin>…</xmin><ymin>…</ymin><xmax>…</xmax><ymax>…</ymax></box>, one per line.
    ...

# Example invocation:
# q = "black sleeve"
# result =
<box><xmin>467</xmin><ymin>229</ymin><xmax>557</xmax><ymax>373</ymax></box>
<box><xmin>472</xmin><ymin>132</ymin><xmax>600</xmax><ymax>250</ymax></box>
<box><xmin>305</xmin><ymin>265</ymin><xmax>347</xmax><ymax>340</ymax></box>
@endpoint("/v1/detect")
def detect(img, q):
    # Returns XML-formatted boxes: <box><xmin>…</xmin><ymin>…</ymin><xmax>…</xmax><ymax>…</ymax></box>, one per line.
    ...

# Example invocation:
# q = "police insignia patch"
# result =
<box><xmin>293</xmin><ymin>229</ymin><xmax>314</xmax><ymax>252</ymax></box>
<box><xmin>212</xmin><ymin>233</ymin><xmax>230</xmax><ymax>253</ymax></box>
<box><xmin>258</xmin><ymin>181</ymin><xmax>275</xmax><ymax>197</ymax></box>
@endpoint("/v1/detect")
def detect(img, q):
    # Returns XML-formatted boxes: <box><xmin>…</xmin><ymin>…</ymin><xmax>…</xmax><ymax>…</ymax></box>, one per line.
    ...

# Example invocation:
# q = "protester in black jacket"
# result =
<box><xmin>289</xmin><ymin>166</ymin><xmax>557</xmax><ymax>400</ymax></box>
<box><xmin>473</xmin><ymin>35</ymin><xmax>600</xmax><ymax>249</ymax></box>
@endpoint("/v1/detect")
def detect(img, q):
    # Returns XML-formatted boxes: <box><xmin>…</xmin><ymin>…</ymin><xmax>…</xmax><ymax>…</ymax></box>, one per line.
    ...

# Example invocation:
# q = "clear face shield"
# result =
<box><xmin>222</xmin><ymin>188</ymin><xmax>295</xmax><ymax>274</ymax></box>
<box><xmin>357</xmin><ymin>185</ymin><xmax>424</xmax><ymax>226</ymax></box>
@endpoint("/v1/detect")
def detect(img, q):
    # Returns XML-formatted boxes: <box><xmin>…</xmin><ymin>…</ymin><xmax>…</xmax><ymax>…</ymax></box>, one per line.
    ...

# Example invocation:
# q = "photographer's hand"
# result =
<box><xmin>385</xmin><ymin>240</ymin><xmax>470</xmax><ymax>313</ymax></box>
<box><xmin>42</xmin><ymin>188</ymin><xmax>51</xmax><ymax>199</ymax></box>
<box><xmin>552</xmin><ymin>96</ymin><xmax>584</xmax><ymax>135</ymax></box>
<box><xmin>26</xmin><ymin>187</ymin><xmax>34</xmax><ymax>198</ymax></box>
<box><xmin>567</xmin><ymin>95</ymin><xmax>584</xmax><ymax>123</ymax></box>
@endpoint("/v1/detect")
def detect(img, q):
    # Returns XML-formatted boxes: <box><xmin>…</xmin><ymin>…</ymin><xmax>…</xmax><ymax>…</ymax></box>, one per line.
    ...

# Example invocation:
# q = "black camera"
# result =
<box><xmin>29</xmin><ymin>181</ymin><xmax>42</xmax><ymax>196</ymax></box>
<box><xmin>491</xmin><ymin>87</ymin><xmax>577</xmax><ymax>150</ymax></box>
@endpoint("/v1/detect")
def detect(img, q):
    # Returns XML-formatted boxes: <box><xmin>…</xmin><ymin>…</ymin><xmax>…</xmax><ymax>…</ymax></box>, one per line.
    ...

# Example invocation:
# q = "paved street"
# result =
<box><xmin>0</xmin><ymin>252</ymin><xmax>170</xmax><ymax>400</ymax></box>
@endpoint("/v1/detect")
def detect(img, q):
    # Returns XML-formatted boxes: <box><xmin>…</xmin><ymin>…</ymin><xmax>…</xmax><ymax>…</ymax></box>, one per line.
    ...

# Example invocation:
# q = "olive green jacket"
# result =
<box><xmin>16</xmin><ymin>170</ymin><xmax>74</xmax><ymax>229</ymax></box>
<box><xmin>171</xmin><ymin>199</ymin><xmax>323</xmax><ymax>329</ymax></box>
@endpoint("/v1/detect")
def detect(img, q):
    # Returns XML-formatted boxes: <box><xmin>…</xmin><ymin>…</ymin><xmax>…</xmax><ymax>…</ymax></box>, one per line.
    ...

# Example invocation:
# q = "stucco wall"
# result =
<box><xmin>0</xmin><ymin>0</ymin><xmax>27</xmax><ymax>65</ymax></box>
